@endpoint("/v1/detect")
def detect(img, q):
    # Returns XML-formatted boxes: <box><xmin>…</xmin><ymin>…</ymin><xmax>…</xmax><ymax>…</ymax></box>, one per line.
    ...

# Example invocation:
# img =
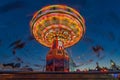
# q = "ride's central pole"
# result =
<box><xmin>51</xmin><ymin>37</ymin><xmax>64</xmax><ymax>49</ymax></box>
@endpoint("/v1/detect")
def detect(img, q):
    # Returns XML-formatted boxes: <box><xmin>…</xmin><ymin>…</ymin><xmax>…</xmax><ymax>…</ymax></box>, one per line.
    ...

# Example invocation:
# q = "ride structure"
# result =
<box><xmin>30</xmin><ymin>5</ymin><xmax>85</xmax><ymax>72</ymax></box>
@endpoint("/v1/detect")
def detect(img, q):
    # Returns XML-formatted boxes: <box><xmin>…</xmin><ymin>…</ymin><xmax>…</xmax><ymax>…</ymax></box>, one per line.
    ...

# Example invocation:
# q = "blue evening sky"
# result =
<box><xmin>0</xmin><ymin>0</ymin><xmax>120</xmax><ymax>71</ymax></box>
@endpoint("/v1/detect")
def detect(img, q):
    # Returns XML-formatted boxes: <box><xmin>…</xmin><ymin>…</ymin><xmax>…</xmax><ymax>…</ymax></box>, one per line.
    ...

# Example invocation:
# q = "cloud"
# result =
<box><xmin>0</xmin><ymin>0</ymin><xmax>25</xmax><ymax>14</ymax></box>
<box><xmin>9</xmin><ymin>39</ymin><xmax>26</xmax><ymax>55</ymax></box>
<box><xmin>9</xmin><ymin>40</ymin><xmax>22</xmax><ymax>47</ymax></box>
<box><xmin>1</xmin><ymin>63</ymin><xmax>21</xmax><ymax>69</ymax></box>
<box><xmin>107</xmin><ymin>32</ymin><xmax>115</xmax><ymax>41</ymax></box>
<box><xmin>82</xmin><ymin>36</ymin><xmax>94</xmax><ymax>44</ymax></box>
<box><xmin>108</xmin><ymin>11</ymin><xmax>120</xmax><ymax>26</ymax></box>
<box><xmin>71</xmin><ymin>0</ymin><xmax>88</xmax><ymax>8</ymax></box>
<box><xmin>34</xmin><ymin>64</ymin><xmax>43</xmax><ymax>69</ymax></box>
<box><xmin>27</xmin><ymin>35</ymin><xmax>34</xmax><ymax>41</ymax></box>
<box><xmin>92</xmin><ymin>45</ymin><xmax>104</xmax><ymax>53</ymax></box>
<box><xmin>15</xmin><ymin>57</ymin><xmax>24</xmax><ymax>63</ymax></box>
<box><xmin>92</xmin><ymin>45</ymin><xmax>104</xmax><ymax>58</ymax></box>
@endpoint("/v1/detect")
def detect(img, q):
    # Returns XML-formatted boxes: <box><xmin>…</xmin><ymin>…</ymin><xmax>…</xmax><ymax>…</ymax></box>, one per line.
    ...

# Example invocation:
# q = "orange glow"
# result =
<box><xmin>30</xmin><ymin>5</ymin><xmax>85</xmax><ymax>48</ymax></box>
<box><xmin>30</xmin><ymin>5</ymin><xmax>86</xmax><ymax>72</ymax></box>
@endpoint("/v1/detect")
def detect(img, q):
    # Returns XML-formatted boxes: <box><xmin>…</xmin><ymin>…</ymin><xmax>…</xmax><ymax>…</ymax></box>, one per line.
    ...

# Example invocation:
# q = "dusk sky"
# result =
<box><xmin>0</xmin><ymin>0</ymin><xmax>120</xmax><ymax>71</ymax></box>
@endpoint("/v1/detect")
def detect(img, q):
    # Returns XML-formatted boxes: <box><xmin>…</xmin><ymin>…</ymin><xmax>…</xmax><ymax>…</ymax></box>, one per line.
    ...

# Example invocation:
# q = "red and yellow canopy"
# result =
<box><xmin>30</xmin><ymin>5</ymin><xmax>85</xmax><ymax>48</ymax></box>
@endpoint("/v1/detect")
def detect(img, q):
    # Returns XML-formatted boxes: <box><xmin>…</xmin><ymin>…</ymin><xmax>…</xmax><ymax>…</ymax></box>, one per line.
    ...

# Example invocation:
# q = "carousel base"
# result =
<box><xmin>0</xmin><ymin>72</ymin><xmax>120</xmax><ymax>80</ymax></box>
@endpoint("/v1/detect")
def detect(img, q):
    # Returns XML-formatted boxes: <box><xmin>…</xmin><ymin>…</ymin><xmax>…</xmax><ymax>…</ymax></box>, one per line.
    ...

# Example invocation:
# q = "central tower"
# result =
<box><xmin>30</xmin><ymin>5</ymin><xmax>85</xmax><ymax>72</ymax></box>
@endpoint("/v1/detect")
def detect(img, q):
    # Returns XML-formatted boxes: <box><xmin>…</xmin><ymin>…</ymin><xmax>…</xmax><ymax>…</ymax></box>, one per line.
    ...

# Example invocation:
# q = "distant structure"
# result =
<box><xmin>69</xmin><ymin>55</ymin><xmax>76</xmax><ymax>72</ymax></box>
<box><xmin>30</xmin><ymin>5</ymin><xmax>85</xmax><ymax>72</ymax></box>
<box><xmin>95</xmin><ymin>62</ymin><xmax>101</xmax><ymax>71</ymax></box>
<box><xmin>110</xmin><ymin>59</ymin><xmax>118</xmax><ymax>70</ymax></box>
